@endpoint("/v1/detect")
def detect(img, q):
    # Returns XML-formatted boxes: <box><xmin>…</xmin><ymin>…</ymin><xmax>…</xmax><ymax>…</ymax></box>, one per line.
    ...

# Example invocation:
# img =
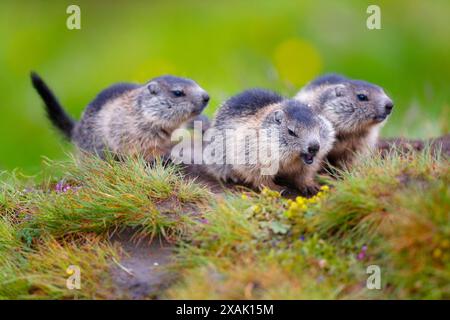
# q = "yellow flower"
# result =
<box><xmin>296</xmin><ymin>196</ymin><xmax>306</xmax><ymax>204</ymax></box>
<box><xmin>433</xmin><ymin>248</ymin><xmax>443</xmax><ymax>259</ymax></box>
<box><xmin>261</xmin><ymin>187</ymin><xmax>280</xmax><ymax>198</ymax></box>
<box><xmin>251</xmin><ymin>205</ymin><xmax>262</xmax><ymax>214</ymax></box>
<box><xmin>241</xmin><ymin>194</ymin><xmax>248</xmax><ymax>200</ymax></box>
<box><xmin>307</xmin><ymin>197</ymin><xmax>317</xmax><ymax>204</ymax></box>
<box><xmin>320</xmin><ymin>185</ymin><xmax>330</xmax><ymax>192</ymax></box>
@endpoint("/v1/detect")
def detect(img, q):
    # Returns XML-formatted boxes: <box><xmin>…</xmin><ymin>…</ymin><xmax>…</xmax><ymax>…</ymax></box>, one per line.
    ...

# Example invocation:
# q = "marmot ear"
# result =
<box><xmin>334</xmin><ymin>85</ymin><xmax>346</xmax><ymax>97</ymax></box>
<box><xmin>148</xmin><ymin>82</ymin><xmax>160</xmax><ymax>95</ymax></box>
<box><xmin>273</xmin><ymin>110</ymin><xmax>285</xmax><ymax>124</ymax></box>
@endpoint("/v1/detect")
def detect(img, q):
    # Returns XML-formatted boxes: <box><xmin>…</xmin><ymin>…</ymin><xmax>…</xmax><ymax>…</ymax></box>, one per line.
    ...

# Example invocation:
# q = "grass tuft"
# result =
<box><xmin>2</xmin><ymin>155</ymin><xmax>210</xmax><ymax>243</ymax></box>
<box><xmin>170</xmin><ymin>149</ymin><xmax>449</xmax><ymax>299</ymax></box>
<box><xmin>1</xmin><ymin>149</ymin><xmax>448</xmax><ymax>299</ymax></box>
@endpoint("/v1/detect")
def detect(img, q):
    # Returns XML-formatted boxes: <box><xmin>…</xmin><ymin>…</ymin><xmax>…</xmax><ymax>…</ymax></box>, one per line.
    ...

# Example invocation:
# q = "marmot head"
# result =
<box><xmin>297</xmin><ymin>75</ymin><xmax>394</xmax><ymax>136</ymax></box>
<box><xmin>263</xmin><ymin>100</ymin><xmax>335</xmax><ymax>166</ymax></box>
<box><xmin>137</xmin><ymin>75</ymin><xmax>210</xmax><ymax>129</ymax></box>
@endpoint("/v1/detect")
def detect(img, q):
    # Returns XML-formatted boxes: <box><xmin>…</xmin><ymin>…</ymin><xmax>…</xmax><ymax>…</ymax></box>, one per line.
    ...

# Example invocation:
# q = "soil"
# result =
<box><xmin>109</xmin><ymin>229</ymin><xmax>176</xmax><ymax>299</ymax></box>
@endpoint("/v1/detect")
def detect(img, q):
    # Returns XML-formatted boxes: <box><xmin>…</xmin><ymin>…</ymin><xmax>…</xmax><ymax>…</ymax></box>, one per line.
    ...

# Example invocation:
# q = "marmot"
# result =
<box><xmin>294</xmin><ymin>74</ymin><xmax>394</xmax><ymax>170</ymax></box>
<box><xmin>31</xmin><ymin>72</ymin><xmax>210</xmax><ymax>161</ymax></box>
<box><xmin>204</xmin><ymin>89</ymin><xmax>335</xmax><ymax>195</ymax></box>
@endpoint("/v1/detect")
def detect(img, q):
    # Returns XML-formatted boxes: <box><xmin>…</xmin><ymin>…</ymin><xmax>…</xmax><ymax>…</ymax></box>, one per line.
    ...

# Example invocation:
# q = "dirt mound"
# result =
<box><xmin>108</xmin><ymin>134</ymin><xmax>448</xmax><ymax>299</ymax></box>
<box><xmin>378</xmin><ymin>134</ymin><xmax>450</xmax><ymax>157</ymax></box>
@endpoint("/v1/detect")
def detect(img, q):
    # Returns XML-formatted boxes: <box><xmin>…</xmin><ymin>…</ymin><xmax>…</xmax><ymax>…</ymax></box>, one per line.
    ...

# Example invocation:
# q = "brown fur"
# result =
<box><xmin>204</xmin><ymin>93</ymin><xmax>335</xmax><ymax>195</ymax></box>
<box><xmin>70</xmin><ymin>76</ymin><xmax>209</xmax><ymax>161</ymax></box>
<box><xmin>295</xmin><ymin>74</ymin><xmax>393</xmax><ymax>170</ymax></box>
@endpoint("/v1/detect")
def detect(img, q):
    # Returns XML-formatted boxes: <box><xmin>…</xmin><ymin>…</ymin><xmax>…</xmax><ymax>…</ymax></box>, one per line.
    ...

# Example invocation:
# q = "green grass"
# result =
<box><xmin>0</xmin><ymin>149</ymin><xmax>448</xmax><ymax>299</ymax></box>
<box><xmin>167</xmin><ymin>149</ymin><xmax>449</xmax><ymax>299</ymax></box>
<box><xmin>2</xmin><ymin>156</ymin><xmax>209</xmax><ymax>242</ymax></box>
<box><xmin>1</xmin><ymin>235</ymin><xmax>122</xmax><ymax>299</ymax></box>
<box><xmin>0</xmin><ymin>155</ymin><xmax>210</xmax><ymax>299</ymax></box>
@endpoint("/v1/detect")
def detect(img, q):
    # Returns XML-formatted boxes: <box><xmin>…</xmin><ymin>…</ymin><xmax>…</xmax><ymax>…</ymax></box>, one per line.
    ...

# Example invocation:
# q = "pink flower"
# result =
<box><xmin>55</xmin><ymin>181</ymin><xmax>80</xmax><ymax>193</ymax></box>
<box><xmin>357</xmin><ymin>245</ymin><xmax>368</xmax><ymax>260</ymax></box>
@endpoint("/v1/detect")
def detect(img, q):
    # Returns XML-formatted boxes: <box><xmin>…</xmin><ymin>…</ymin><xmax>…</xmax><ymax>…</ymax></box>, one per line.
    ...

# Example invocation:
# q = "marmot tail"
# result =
<box><xmin>30</xmin><ymin>72</ymin><xmax>75</xmax><ymax>140</ymax></box>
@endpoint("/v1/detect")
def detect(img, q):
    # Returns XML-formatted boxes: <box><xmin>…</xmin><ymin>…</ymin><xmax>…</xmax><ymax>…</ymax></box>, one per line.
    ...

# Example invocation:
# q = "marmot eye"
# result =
<box><xmin>357</xmin><ymin>94</ymin><xmax>368</xmax><ymax>101</ymax></box>
<box><xmin>172</xmin><ymin>90</ymin><xmax>185</xmax><ymax>97</ymax></box>
<box><xmin>288</xmin><ymin>129</ymin><xmax>298</xmax><ymax>137</ymax></box>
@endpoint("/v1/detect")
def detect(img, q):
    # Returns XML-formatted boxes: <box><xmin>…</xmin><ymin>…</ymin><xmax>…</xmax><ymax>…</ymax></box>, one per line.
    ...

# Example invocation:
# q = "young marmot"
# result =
<box><xmin>31</xmin><ymin>73</ymin><xmax>210</xmax><ymax>161</ymax></box>
<box><xmin>294</xmin><ymin>74</ymin><xmax>394</xmax><ymax>170</ymax></box>
<box><xmin>204</xmin><ymin>89</ymin><xmax>335</xmax><ymax>195</ymax></box>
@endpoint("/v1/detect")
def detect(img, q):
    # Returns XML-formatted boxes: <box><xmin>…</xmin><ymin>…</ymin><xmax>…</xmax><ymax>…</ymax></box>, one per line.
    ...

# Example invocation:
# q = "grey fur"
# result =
<box><xmin>214</xmin><ymin>88</ymin><xmax>283</xmax><ymax>124</ymax></box>
<box><xmin>295</xmin><ymin>74</ymin><xmax>394</xmax><ymax>170</ymax></box>
<box><xmin>204</xmin><ymin>89</ymin><xmax>335</xmax><ymax>195</ymax></box>
<box><xmin>36</xmin><ymin>75</ymin><xmax>209</xmax><ymax>161</ymax></box>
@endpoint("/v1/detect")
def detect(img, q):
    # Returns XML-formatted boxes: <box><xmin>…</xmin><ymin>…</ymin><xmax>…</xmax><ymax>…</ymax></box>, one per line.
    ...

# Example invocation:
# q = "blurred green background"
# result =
<box><xmin>0</xmin><ymin>0</ymin><xmax>449</xmax><ymax>174</ymax></box>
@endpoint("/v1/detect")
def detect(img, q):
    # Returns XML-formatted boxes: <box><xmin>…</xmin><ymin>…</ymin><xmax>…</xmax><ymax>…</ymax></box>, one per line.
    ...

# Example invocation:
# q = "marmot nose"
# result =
<box><xmin>385</xmin><ymin>101</ymin><xmax>394</xmax><ymax>114</ymax></box>
<box><xmin>307</xmin><ymin>143</ymin><xmax>320</xmax><ymax>155</ymax></box>
<box><xmin>202</xmin><ymin>93</ymin><xmax>210</xmax><ymax>104</ymax></box>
